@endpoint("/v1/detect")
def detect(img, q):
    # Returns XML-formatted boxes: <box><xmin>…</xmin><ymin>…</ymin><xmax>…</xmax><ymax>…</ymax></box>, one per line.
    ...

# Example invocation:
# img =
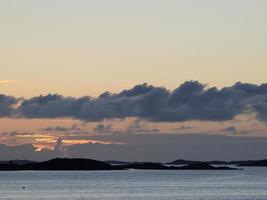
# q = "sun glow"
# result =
<box><xmin>0</xmin><ymin>80</ymin><xmax>16</xmax><ymax>84</ymax></box>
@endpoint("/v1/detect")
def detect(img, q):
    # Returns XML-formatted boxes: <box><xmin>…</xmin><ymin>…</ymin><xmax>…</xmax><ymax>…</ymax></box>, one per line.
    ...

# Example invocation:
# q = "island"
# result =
<box><xmin>237</xmin><ymin>159</ymin><xmax>267</xmax><ymax>166</ymax></box>
<box><xmin>0</xmin><ymin>158</ymin><xmax>241</xmax><ymax>171</ymax></box>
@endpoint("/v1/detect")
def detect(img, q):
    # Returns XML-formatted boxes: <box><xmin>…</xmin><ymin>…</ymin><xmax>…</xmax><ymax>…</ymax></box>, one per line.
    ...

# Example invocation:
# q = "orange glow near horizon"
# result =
<box><xmin>33</xmin><ymin>139</ymin><xmax>124</xmax><ymax>151</ymax></box>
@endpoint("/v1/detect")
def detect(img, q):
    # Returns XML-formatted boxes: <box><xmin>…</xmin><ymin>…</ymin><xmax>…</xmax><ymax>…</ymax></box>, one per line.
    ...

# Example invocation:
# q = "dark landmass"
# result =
<box><xmin>0</xmin><ymin>160</ymin><xmax>37</xmax><ymax>165</ymax></box>
<box><xmin>121</xmin><ymin>162</ymin><xmax>178</xmax><ymax>170</ymax></box>
<box><xmin>166</xmin><ymin>159</ymin><xmax>204</xmax><ymax>165</ymax></box>
<box><xmin>121</xmin><ymin>162</ymin><xmax>239</xmax><ymax>170</ymax></box>
<box><xmin>0</xmin><ymin>163</ymin><xmax>18</xmax><ymax>171</ymax></box>
<box><xmin>0</xmin><ymin>158</ymin><xmax>240</xmax><ymax>171</ymax></box>
<box><xmin>107</xmin><ymin>159</ymin><xmax>231</xmax><ymax>166</ymax></box>
<box><xmin>167</xmin><ymin>159</ymin><xmax>234</xmax><ymax>165</ymax></box>
<box><xmin>175</xmin><ymin>163</ymin><xmax>240</xmax><ymax>170</ymax></box>
<box><xmin>167</xmin><ymin>159</ymin><xmax>238</xmax><ymax>165</ymax></box>
<box><xmin>207</xmin><ymin>160</ymin><xmax>229</xmax><ymax>165</ymax></box>
<box><xmin>167</xmin><ymin>159</ymin><xmax>267</xmax><ymax>166</ymax></box>
<box><xmin>23</xmin><ymin>158</ymin><xmax>117</xmax><ymax>170</ymax></box>
<box><xmin>0</xmin><ymin>158</ymin><xmax>117</xmax><ymax>171</ymax></box>
<box><xmin>104</xmin><ymin>160</ymin><xmax>132</xmax><ymax>165</ymax></box>
<box><xmin>237</xmin><ymin>159</ymin><xmax>267</xmax><ymax>166</ymax></box>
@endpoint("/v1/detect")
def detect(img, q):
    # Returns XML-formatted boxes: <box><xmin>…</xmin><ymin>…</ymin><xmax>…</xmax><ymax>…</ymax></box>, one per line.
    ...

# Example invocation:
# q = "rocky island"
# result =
<box><xmin>0</xmin><ymin>158</ymin><xmax>241</xmax><ymax>171</ymax></box>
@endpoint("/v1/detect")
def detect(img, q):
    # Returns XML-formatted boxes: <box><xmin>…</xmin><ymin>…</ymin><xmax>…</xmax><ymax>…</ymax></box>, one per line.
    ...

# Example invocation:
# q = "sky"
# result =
<box><xmin>1</xmin><ymin>0</ymin><xmax>267</xmax><ymax>161</ymax></box>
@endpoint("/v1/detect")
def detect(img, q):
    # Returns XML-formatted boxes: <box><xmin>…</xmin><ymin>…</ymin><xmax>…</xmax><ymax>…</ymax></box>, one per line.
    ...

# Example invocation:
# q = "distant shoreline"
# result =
<box><xmin>0</xmin><ymin>158</ymin><xmax>247</xmax><ymax>171</ymax></box>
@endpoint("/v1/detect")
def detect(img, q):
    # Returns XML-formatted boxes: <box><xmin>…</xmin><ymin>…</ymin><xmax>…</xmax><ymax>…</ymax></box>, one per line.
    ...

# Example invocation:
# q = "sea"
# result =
<box><xmin>0</xmin><ymin>167</ymin><xmax>267</xmax><ymax>200</ymax></box>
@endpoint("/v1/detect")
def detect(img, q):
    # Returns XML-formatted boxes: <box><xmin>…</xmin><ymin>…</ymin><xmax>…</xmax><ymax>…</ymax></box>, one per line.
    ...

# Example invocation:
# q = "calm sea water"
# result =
<box><xmin>0</xmin><ymin>167</ymin><xmax>267</xmax><ymax>200</ymax></box>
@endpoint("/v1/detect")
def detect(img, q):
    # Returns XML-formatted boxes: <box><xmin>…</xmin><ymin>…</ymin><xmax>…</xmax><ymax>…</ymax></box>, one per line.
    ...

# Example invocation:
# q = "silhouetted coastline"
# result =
<box><xmin>0</xmin><ymin>158</ymin><xmax>242</xmax><ymax>171</ymax></box>
<box><xmin>167</xmin><ymin>159</ymin><xmax>267</xmax><ymax>166</ymax></box>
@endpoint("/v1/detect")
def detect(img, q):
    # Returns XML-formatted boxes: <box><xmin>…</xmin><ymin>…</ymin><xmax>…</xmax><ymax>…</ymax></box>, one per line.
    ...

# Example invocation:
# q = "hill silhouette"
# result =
<box><xmin>0</xmin><ymin>158</ymin><xmax>241</xmax><ymax>171</ymax></box>
<box><xmin>22</xmin><ymin>158</ymin><xmax>117</xmax><ymax>170</ymax></box>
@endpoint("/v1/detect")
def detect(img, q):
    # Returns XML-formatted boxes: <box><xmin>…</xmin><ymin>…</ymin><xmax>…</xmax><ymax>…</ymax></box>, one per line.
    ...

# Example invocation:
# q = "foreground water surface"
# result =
<box><xmin>0</xmin><ymin>167</ymin><xmax>267</xmax><ymax>200</ymax></box>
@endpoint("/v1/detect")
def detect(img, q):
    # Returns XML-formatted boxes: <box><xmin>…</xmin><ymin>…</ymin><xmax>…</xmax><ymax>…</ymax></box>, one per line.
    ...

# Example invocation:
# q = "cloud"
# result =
<box><xmin>1</xmin><ymin>133</ymin><xmax>267</xmax><ymax>161</ymax></box>
<box><xmin>0</xmin><ymin>94</ymin><xmax>18</xmax><ymax>117</ymax></box>
<box><xmin>42</xmin><ymin>124</ymin><xmax>82</xmax><ymax>132</ymax></box>
<box><xmin>126</xmin><ymin>119</ymin><xmax>159</xmax><ymax>133</ymax></box>
<box><xmin>53</xmin><ymin>137</ymin><xmax>63</xmax><ymax>151</ymax></box>
<box><xmin>15</xmin><ymin>84</ymin><xmax>169</xmax><ymax>121</ymax></box>
<box><xmin>66</xmin><ymin>134</ymin><xmax>267</xmax><ymax>162</ymax></box>
<box><xmin>220</xmin><ymin>126</ymin><xmax>237</xmax><ymax>133</ymax></box>
<box><xmin>174</xmin><ymin>125</ymin><xmax>192</xmax><ymax>131</ymax></box>
<box><xmin>1</xmin><ymin>81</ymin><xmax>267</xmax><ymax>122</ymax></box>
<box><xmin>93</xmin><ymin>124</ymin><xmax>113</xmax><ymax>134</ymax></box>
<box><xmin>1</xmin><ymin>131</ymin><xmax>34</xmax><ymax>137</ymax></box>
<box><xmin>0</xmin><ymin>144</ymin><xmax>62</xmax><ymax>161</ymax></box>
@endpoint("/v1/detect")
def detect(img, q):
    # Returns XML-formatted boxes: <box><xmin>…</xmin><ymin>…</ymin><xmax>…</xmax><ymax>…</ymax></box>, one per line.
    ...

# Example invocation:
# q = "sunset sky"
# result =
<box><xmin>1</xmin><ymin>0</ymin><xmax>267</xmax><ymax>161</ymax></box>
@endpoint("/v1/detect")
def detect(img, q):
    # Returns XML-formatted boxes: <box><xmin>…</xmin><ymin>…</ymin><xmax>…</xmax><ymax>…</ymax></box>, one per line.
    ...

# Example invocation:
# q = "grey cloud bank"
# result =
<box><xmin>1</xmin><ymin>81</ymin><xmax>267</xmax><ymax>122</ymax></box>
<box><xmin>0</xmin><ymin>94</ymin><xmax>18</xmax><ymax>117</ymax></box>
<box><xmin>1</xmin><ymin>134</ymin><xmax>267</xmax><ymax>162</ymax></box>
<box><xmin>66</xmin><ymin>134</ymin><xmax>267</xmax><ymax>162</ymax></box>
<box><xmin>0</xmin><ymin>144</ymin><xmax>61</xmax><ymax>161</ymax></box>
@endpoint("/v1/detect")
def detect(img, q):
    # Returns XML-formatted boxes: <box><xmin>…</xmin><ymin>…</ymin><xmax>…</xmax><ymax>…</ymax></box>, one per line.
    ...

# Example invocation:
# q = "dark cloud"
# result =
<box><xmin>18</xmin><ymin>94</ymin><xmax>78</xmax><ymax>119</ymax></box>
<box><xmin>0</xmin><ymin>144</ymin><xmax>62</xmax><ymax>161</ymax></box>
<box><xmin>66</xmin><ymin>134</ymin><xmax>267</xmax><ymax>162</ymax></box>
<box><xmin>53</xmin><ymin>137</ymin><xmax>63</xmax><ymax>151</ymax></box>
<box><xmin>220</xmin><ymin>126</ymin><xmax>237</xmax><ymax>133</ymax></box>
<box><xmin>249</xmin><ymin>95</ymin><xmax>267</xmax><ymax>121</ymax></box>
<box><xmin>1</xmin><ymin>134</ymin><xmax>267</xmax><ymax>161</ymax></box>
<box><xmin>93</xmin><ymin>124</ymin><xmax>113</xmax><ymax>134</ymax></box>
<box><xmin>42</xmin><ymin>124</ymin><xmax>82</xmax><ymax>132</ymax></box>
<box><xmin>0</xmin><ymin>94</ymin><xmax>18</xmax><ymax>117</ymax></box>
<box><xmin>1</xmin><ymin>81</ymin><xmax>267</xmax><ymax>122</ymax></box>
<box><xmin>15</xmin><ymin>83</ymin><xmax>169</xmax><ymax>121</ymax></box>
<box><xmin>126</xmin><ymin>119</ymin><xmax>159</xmax><ymax>133</ymax></box>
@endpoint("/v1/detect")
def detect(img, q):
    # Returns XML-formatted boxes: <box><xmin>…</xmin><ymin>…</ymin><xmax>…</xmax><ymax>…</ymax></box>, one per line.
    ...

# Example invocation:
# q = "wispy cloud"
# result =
<box><xmin>0</xmin><ymin>80</ymin><xmax>16</xmax><ymax>84</ymax></box>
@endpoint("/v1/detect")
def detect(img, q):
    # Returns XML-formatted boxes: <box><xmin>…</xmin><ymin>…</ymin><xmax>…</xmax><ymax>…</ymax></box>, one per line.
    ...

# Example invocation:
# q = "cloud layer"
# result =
<box><xmin>1</xmin><ymin>134</ymin><xmax>267</xmax><ymax>161</ymax></box>
<box><xmin>0</xmin><ymin>94</ymin><xmax>18</xmax><ymax>117</ymax></box>
<box><xmin>1</xmin><ymin>81</ymin><xmax>267</xmax><ymax>122</ymax></box>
